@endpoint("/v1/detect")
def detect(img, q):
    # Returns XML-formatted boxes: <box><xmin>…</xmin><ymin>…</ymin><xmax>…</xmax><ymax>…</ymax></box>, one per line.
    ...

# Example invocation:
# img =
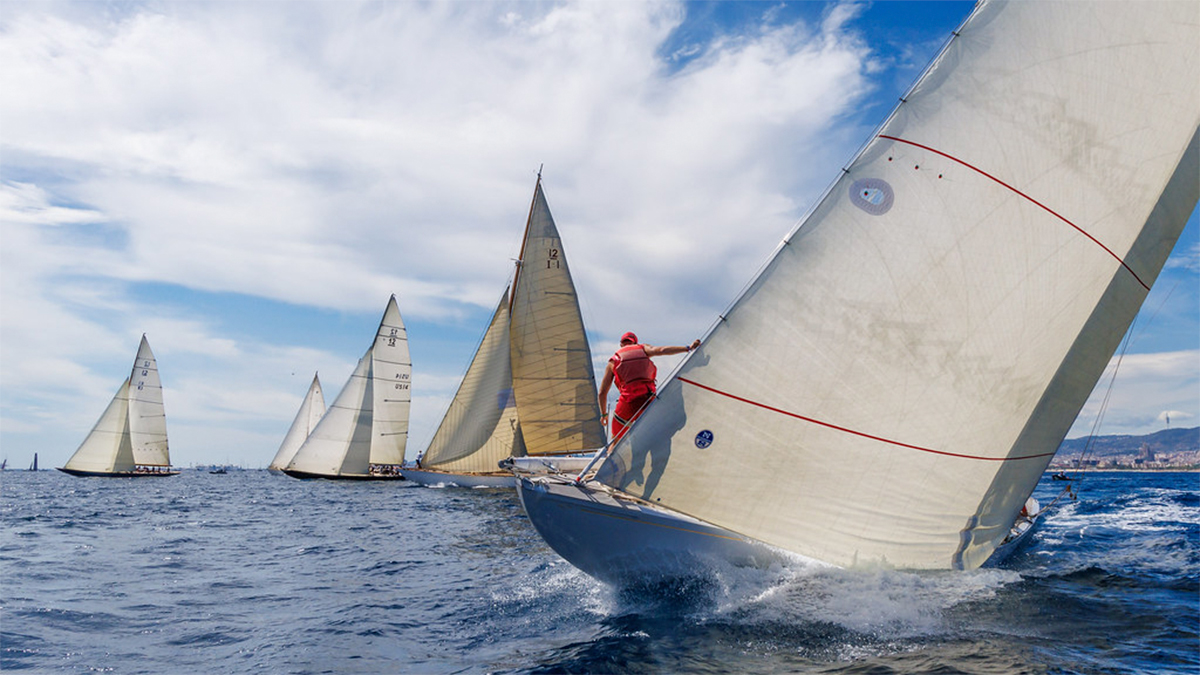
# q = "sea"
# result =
<box><xmin>1</xmin><ymin>470</ymin><xmax>1196</xmax><ymax>675</ymax></box>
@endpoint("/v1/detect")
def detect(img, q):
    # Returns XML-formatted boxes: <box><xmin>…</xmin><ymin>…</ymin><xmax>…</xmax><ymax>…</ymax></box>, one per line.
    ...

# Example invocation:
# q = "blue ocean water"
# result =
<box><xmin>1</xmin><ymin>470</ymin><xmax>1196</xmax><ymax>674</ymax></box>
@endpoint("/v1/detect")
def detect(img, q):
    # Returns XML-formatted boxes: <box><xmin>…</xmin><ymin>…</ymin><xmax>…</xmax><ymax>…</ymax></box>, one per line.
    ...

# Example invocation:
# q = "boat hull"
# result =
<box><xmin>280</xmin><ymin>469</ymin><xmax>406</xmax><ymax>481</ymax></box>
<box><xmin>516</xmin><ymin>475</ymin><xmax>785</xmax><ymax>586</ymax></box>
<box><xmin>402</xmin><ymin>468</ymin><xmax>514</xmax><ymax>488</ymax></box>
<box><xmin>57</xmin><ymin>468</ymin><xmax>180</xmax><ymax>477</ymax></box>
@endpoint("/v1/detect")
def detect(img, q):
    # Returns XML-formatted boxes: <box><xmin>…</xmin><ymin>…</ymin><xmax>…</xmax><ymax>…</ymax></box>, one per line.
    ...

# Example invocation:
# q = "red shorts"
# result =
<box><xmin>611</xmin><ymin>383</ymin><xmax>655</xmax><ymax>442</ymax></box>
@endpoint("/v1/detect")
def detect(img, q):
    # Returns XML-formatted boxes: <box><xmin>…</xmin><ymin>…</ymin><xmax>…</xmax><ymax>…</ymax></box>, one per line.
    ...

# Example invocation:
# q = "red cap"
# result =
<box><xmin>619</xmin><ymin>331</ymin><xmax>638</xmax><ymax>345</ymax></box>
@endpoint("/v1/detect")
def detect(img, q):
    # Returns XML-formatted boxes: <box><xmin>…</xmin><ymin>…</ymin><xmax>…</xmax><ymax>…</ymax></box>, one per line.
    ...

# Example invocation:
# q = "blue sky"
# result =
<box><xmin>2</xmin><ymin>1</ymin><xmax>1196</xmax><ymax>469</ymax></box>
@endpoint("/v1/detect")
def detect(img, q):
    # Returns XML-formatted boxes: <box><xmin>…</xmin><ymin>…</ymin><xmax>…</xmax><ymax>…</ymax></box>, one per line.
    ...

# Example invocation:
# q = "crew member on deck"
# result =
<box><xmin>599</xmin><ymin>331</ymin><xmax>701</xmax><ymax>442</ymax></box>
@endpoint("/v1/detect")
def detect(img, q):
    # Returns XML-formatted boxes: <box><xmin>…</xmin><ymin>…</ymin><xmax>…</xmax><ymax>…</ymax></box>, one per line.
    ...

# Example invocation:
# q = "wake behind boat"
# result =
<box><xmin>404</xmin><ymin>175</ymin><xmax>606</xmax><ymax>488</ymax></box>
<box><xmin>519</xmin><ymin>0</ymin><xmax>1199</xmax><ymax>585</ymax></box>
<box><xmin>282</xmin><ymin>295</ymin><xmax>411</xmax><ymax>481</ymax></box>
<box><xmin>59</xmin><ymin>335</ymin><xmax>179</xmax><ymax>477</ymax></box>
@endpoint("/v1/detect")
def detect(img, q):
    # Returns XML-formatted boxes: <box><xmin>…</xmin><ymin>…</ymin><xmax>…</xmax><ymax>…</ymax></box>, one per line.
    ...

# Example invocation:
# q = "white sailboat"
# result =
<box><xmin>283</xmin><ymin>295</ymin><xmax>411</xmax><ymax>480</ymax></box>
<box><xmin>268</xmin><ymin>373</ymin><xmax>326</xmax><ymax>473</ymax></box>
<box><xmin>59</xmin><ymin>335</ymin><xmax>179</xmax><ymax>477</ymax></box>
<box><xmin>518</xmin><ymin>0</ymin><xmax>1199</xmax><ymax>584</ymax></box>
<box><xmin>404</xmin><ymin>176</ymin><xmax>606</xmax><ymax>487</ymax></box>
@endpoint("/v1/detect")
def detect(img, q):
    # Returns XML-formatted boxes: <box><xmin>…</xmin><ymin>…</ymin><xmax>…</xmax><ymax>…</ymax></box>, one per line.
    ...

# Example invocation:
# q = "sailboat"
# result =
<box><xmin>29</xmin><ymin>454</ymin><xmax>37</xmax><ymax>471</ymax></box>
<box><xmin>59</xmin><ymin>335</ymin><xmax>179</xmax><ymax>477</ymax></box>
<box><xmin>517</xmin><ymin>0</ymin><xmax>1199</xmax><ymax>584</ymax></box>
<box><xmin>404</xmin><ymin>176</ymin><xmax>606</xmax><ymax>487</ymax></box>
<box><xmin>282</xmin><ymin>295</ymin><xmax>411</xmax><ymax>480</ymax></box>
<box><xmin>268</xmin><ymin>373</ymin><xmax>326</xmax><ymax>473</ymax></box>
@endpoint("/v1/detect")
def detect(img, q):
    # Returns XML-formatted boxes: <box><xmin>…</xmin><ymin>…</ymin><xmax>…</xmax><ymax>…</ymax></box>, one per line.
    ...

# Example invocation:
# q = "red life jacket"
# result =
<box><xmin>611</xmin><ymin>344</ymin><xmax>656</xmax><ymax>393</ymax></box>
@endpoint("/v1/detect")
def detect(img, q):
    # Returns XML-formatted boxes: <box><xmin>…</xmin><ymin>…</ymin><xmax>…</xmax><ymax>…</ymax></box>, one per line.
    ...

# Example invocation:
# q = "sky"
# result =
<box><xmin>2</xmin><ymin>1</ymin><xmax>1196</xmax><ymax>469</ymax></box>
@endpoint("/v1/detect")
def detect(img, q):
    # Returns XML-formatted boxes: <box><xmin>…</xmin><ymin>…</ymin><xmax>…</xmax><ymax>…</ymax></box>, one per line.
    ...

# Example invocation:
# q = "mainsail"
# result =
<box><xmin>594</xmin><ymin>0</ymin><xmax>1199</xmax><ymax>570</ymax></box>
<box><xmin>418</xmin><ymin>291</ymin><xmax>526</xmax><ymax>473</ymax></box>
<box><xmin>60</xmin><ymin>335</ymin><xmax>176</xmax><ymax>477</ymax></box>
<box><xmin>284</xmin><ymin>295</ymin><xmax>411</xmax><ymax>479</ymax></box>
<box><xmin>509</xmin><ymin>178</ymin><xmax>606</xmax><ymax>455</ymax></box>
<box><xmin>268</xmin><ymin>373</ymin><xmax>326</xmax><ymax>471</ymax></box>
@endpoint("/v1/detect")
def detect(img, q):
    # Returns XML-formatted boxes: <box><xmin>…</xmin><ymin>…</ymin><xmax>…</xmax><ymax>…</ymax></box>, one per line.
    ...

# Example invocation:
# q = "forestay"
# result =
<box><xmin>509</xmin><ymin>180</ymin><xmax>606</xmax><ymax>456</ymax></box>
<box><xmin>596</xmin><ymin>0</ymin><xmax>1200</xmax><ymax>570</ymax></box>
<box><xmin>420</xmin><ymin>291</ymin><xmax>526</xmax><ymax>473</ymax></box>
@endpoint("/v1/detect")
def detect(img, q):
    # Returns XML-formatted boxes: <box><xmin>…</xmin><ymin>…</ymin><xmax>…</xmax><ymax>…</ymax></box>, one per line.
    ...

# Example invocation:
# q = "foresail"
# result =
<box><xmin>62</xmin><ymin>380</ymin><xmax>136</xmax><ymax>473</ymax></box>
<box><xmin>596</xmin><ymin>0</ymin><xmax>1199</xmax><ymax>570</ymax></box>
<box><xmin>509</xmin><ymin>180</ymin><xmax>606</xmax><ymax>455</ymax></box>
<box><xmin>421</xmin><ymin>291</ymin><xmax>526</xmax><ymax>473</ymax></box>
<box><xmin>287</xmin><ymin>355</ymin><xmax>373</xmax><ymax>476</ymax></box>
<box><xmin>269</xmin><ymin>373</ymin><xmax>326</xmax><ymax>471</ymax></box>
<box><xmin>128</xmin><ymin>335</ymin><xmax>170</xmax><ymax>466</ymax></box>
<box><xmin>368</xmin><ymin>295</ymin><xmax>411</xmax><ymax>465</ymax></box>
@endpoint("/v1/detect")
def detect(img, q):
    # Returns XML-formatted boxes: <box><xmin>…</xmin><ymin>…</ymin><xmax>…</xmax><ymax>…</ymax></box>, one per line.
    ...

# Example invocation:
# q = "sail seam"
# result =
<box><xmin>677</xmin><ymin>377</ymin><xmax>1055</xmax><ymax>462</ymax></box>
<box><xmin>878</xmin><ymin>134</ymin><xmax>1150</xmax><ymax>290</ymax></box>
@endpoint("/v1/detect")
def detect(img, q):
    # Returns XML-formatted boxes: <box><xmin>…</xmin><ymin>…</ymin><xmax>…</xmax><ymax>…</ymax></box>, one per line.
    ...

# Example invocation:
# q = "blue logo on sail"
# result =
<box><xmin>849</xmin><ymin>178</ymin><xmax>894</xmax><ymax>216</ymax></box>
<box><xmin>695</xmin><ymin>430</ymin><xmax>714</xmax><ymax>449</ymax></box>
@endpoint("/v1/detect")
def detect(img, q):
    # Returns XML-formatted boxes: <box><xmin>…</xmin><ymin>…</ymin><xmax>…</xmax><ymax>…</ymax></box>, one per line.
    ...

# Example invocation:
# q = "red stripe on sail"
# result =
<box><xmin>878</xmin><ymin>134</ymin><xmax>1149</xmax><ymax>291</ymax></box>
<box><xmin>677</xmin><ymin>377</ymin><xmax>1056</xmax><ymax>462</ymax></box>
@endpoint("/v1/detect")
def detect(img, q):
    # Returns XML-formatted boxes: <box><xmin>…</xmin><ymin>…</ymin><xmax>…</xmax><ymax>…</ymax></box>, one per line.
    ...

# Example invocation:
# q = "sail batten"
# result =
<box><xmin>594</xmin><ymin>0</ymin><xmax>1199</xmax><ymax>570</ymax></box>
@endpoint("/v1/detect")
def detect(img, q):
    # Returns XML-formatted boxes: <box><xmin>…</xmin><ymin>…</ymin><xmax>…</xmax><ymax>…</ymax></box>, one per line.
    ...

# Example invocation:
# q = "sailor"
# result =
<box><xmin>599</xmin><ymin>331</ymin><xmax>700</xmax><ymax>442</ymax></box>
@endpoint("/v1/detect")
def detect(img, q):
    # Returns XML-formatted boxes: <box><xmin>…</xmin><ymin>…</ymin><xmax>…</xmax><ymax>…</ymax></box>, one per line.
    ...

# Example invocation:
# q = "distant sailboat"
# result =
<box><xmin>268</xmin><ymin>373</ymin><xmax>326</xmax><ymax>473</ymax></box>
<box><xmin>518</xmin><ymin>0</ymin><xmax>1200</xmax><ymax>584</ymax></box>
<box><xmin>59</xmin><ymin>335</ymin><xmax>179</xmax><ymax>477</ymax></box>
<box><xmin>283</xmin><ymin>295</ymin><xmax>411</xmax><ymax>480</ymax></box>
<box><xmin>29</xmin><ymin>453</ymin><xmax>37</xmax><ymax>471</ymax></box>
<box><xmin>404</xmin><ymin>176</ymin><xmax>606</xmax><ymax>487</ymax></box>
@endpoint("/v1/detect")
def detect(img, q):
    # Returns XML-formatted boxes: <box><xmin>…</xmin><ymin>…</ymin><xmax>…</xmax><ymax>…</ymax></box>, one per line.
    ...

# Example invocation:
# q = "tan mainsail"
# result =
<box><xmin>419</xmin><ymin>291</ymin><xmax>526</xmax><ymax>473</ymax></box>
<box><xmin>596</xmin><ymin>0</ymin><xmax>1199</xmax><ymax>570</ymax></box>
<box><xmin>286</xmin><ymin>295</ymin><xmax>411</xmax><ymax>477</ymax></box>
<box><xmin>509</xmin><ymin>178</ymin><xmax>606</xmax><ymax>456</ymax></box>
<box><xmin>268</xmin><ymin>373</ymin><xmax>326</xmax><ymax>471</ymax></box>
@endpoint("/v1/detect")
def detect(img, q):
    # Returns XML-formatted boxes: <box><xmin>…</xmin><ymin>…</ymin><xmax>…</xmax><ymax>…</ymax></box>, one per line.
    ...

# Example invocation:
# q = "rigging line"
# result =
<box><xmin>677</xmin><ymin>377</ymin><xmax>1056</xmax><ymax>462</ymax></box>
<box><xmin>879</xmin><ymin>134</ymin><xmax>1149</xmax><ymax>291</ymax></box>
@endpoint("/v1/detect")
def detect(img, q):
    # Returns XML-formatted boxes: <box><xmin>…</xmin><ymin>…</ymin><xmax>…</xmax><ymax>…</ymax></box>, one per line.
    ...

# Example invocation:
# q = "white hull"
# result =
<box><xmin>516</xmin><ymin>475</ymin><xmax>786</xmax><ymax>586</ymax></box>
<box><xmin>402</xmin><ymin>468</ymin><xmax>514</xmax><ymax>488</ymax></box>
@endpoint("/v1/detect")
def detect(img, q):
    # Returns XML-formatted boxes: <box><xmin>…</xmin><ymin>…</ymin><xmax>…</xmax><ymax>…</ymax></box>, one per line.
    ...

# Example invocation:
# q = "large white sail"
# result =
<box><xmin>268</xmin><ymin>373</ymin><xmax>326</xmax><ymax>471</ymax></box>
<box><xmin>509</xmin><ymin>179</ymin><xmax>606</xmax><ymax>456</ymax></box>
<box><xmin>128</xmin><ymin>335</ymin><xmax>170</xmax><ymax>467</ymax></box>
<box><xmin>285</xmin><ymin>295</ymin><xmax>410</xmax><ymax>478</ymax></box>
<box><xmin>61</xmin><ymin>380</ymin><xmax>136</xmax><ymax>474</ymax></box>
<box><xmin>419</xmin><ymin>291</ymin><xmax>526</xmax><ymax>473</ymax></box>
<box><xmin>595</xmin><ymin>0</ymin><xmax>1199</xmax><ymax>570</ymax></box>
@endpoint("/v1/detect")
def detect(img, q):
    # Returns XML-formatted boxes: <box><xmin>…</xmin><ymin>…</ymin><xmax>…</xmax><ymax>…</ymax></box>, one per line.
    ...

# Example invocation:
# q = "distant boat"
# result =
<box><xmin>59</xmin><ymin>335</ymin><xmax>179</xmax><ymax>477</ymax></box>
<box><xmin>268</xmin><ymin>373</ymin><xmax>326</xmax><ymax>473</ymax></box>
<box><xmin>209</xmin><ymin>467</ymin><xmax>228</xmax><ymax>474</ymax></box>
<box><xmin>1</xmin><ymin>458</ymin><xmax>6</xmax><ymax>471</ymax></box>
<box><xmin>518</xmin><ymin>0</ymin><xmax>1199</xmax><ymax>584</ymax></box>
<box><xmin>29</xmin><ymin>453</ymin><xmax>38</xmax><ymax>471</ymax></box>
<box><xmin>404</xmin><ymin>176</ymin><xmax>606</xmax><ymax>488</ymax></box>
<box><xmin>282</xmin><ymin>296</ymin><xmax>410</xmax><ymax>480</ymax></box>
